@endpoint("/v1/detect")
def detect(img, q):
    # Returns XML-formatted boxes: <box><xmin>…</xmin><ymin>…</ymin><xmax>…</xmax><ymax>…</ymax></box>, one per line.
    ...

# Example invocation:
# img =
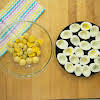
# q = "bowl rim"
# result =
<box><xmin>0</xmin><ymin>20</ymin><xmax>53</xmax><ymax>78</ymax></box>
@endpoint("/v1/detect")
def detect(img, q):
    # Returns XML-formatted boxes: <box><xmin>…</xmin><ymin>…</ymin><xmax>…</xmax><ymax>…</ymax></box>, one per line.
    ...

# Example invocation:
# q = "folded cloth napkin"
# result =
<box><xmin>0</xmin><ymin>0</ymin><xmax>45</xmax><ymax>56</ymax></box>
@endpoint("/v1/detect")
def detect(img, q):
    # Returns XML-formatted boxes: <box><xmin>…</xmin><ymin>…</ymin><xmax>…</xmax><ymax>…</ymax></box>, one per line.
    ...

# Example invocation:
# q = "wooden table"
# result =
<box><xmin>0</xmin><ymin>0</ymin><xmax>100</xmax><ymax>100</ymax></box>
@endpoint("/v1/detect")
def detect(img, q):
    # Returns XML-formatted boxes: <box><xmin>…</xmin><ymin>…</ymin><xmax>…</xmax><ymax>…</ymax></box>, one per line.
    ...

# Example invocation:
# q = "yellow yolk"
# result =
<box><xmin>82</xmin><ymin>24</ymin><xmax>90</xmax><ymax>30</ymax></box>
<box><xmin>67</xmin><ymin>64</ymin><xmax>72</xmax><ymax>70</ymax></box>
<box><xmin>82</xmin><ymin>58</ymin><xmax>88</xmax><ymax>62</ymax></box>
<box><xmin>28</xmin><ymin>35</ymin><xmax>35</xmax><ymax>42</ymax></box>
<box><xmin>66</xmin><ymin>48</ymin><xmax>72</xmax><ymax>55</ymax></box>
<box><xmin>15</xmin><ymin>39</ymin><xmax>20</xmax><ymax>43</ymax></box>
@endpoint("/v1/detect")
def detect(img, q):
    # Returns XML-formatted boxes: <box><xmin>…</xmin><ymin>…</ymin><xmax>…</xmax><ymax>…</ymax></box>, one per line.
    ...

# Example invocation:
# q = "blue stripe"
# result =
<box><xmin>0</xmin><ymin>0</ymin><xmax>16</xmax><ymax>16</ymax></box>
<box><xmin>19</xmin><ymin>1</ymin><xmax>36</xmax><ymax>19</ymax></box>
<box><xmin>0</xmin><ymin>49</ymin><xmax>7</xmax><ymax>57</ymax></box>
<box><xmin>33</xmin><ymin>8</ymin><xmax>45</xmax><ymax>22</ymax></box>
<box><xmin>0</xmin><ymin>0</ymin><xmax>20</xmax><ymax>20</ymax></box>
<box><xmin>1</xmin><ymin>25</ymin><xmax>14</xmax><ymax>39</ymax></box>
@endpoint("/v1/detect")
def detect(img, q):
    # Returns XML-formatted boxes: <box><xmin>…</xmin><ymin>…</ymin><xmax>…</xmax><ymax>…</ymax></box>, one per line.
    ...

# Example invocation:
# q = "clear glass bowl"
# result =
<box><xmin>0</xmin><ymin>21</ymin><xmax>52</xmax><ymax>78</ymax></box>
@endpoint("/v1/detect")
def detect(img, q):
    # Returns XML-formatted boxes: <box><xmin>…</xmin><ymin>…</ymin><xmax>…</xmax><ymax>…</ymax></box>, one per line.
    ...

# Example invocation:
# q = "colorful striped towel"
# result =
<box><xmin>0</xmin><ymin>0</ymin><xmax>45</xmax><ymax>56</ymax></box>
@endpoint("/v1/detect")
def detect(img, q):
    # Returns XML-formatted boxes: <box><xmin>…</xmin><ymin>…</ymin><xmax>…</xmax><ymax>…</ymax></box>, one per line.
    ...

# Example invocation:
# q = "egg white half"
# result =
<box><xmin>63</xmin><ymin>47</ymin><xmax>74</xmax><ymax>56</ymax></box>
<box><xmin>69</xmin><ymin>23</ymin><xmax>80</xmax><ymax>33</ymax></box>
<box><xmin>74</xmin><ymin>64</ymin><xmax>82</xmax><ymax>76</ymax></box>
<box><xmin>82</xmin><ymin>65</ymin><xmax>91</xmax><ymax>77</ymax></box>
<box><xmin>91</xmin><ymin>40</ymin><xmax>100</xmax><ymax>50</ymax></box>
<box><xmin>88</xmin><ymin>49</ymin><xmax>99</xmax><ymax>58</ymax></box>
<box><xmin>69</xmin><ymin>54</ymin><xmax>79</xmax><ymax>64</ymax></box>
<box><xmin>94</xmin><ymin>57</ymin><xmax>100</xmax><ymax>65</ymax></box>
<box><xmin>80</xmin><ymin>55</ymin><xmax>90</xmax><ymax>65</ymax></box>
<box><xmin>74</xmin><ymin>47</ymin><xmax>84</xmax><ymax>57</ymax></box>
<box><xmin>64</xmin><ymin>62</ymin><xmax>75</xmax><ymax>73</ymax></box>
<box><xmin>90</xmin><ymin>25</ymin><xmax>99</xmax><ymax>37</ymax></box>
<box><xmin>78</xmin><ymin>30</ymin><xmax>90</xmax><ymax>39</ymax></box>
<box><xmin>96</xmin><ymin>32</ymin><xmax>100</xmax><ymax>41</ymax></box>
<box><xmin>80</xmin><ymin>41</ymin><xmax>91</xmax><ymax>50</ymax></box>
<box><xmin>90</xmin><ymin>63</ymin><xmax>100</xmax><ymax>72</ymax></box>
<box><xmin>60</xmin><ymin>30</ymin><xmax>72</xmax><ymax>39</ymax></box>
<box><xmin>56</xmin><ymin>39</ymin><xmax>68</xmax><ymax>49</ymax></box>
<box><xmin>70</xmin><ymin>35</ymin><xmax>80</xmax><ymax>46</ymax></box>
<box><xmin>57</xmin><ymin>53</ymin><xmax>68</xmax><ymax>65</ymax></box>
<box><xmin>81</xmin><ymin>22</ymin><xmax>92</xmax><ymax>31</ymax></box>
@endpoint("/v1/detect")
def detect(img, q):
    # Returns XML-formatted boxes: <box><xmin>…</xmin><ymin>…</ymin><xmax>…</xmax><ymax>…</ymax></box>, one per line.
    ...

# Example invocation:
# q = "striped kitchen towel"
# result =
<box><xmin>0</xmin><ymin>0</ymin><xmax>45</xmax><ymax>56</ymax></box>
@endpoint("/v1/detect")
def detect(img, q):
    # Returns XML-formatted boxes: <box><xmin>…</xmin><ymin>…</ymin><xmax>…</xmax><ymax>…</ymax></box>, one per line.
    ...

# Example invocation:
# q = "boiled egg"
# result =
<box><xmin>96</xmin><ymin>32</ymin><xmax>100</xmax><ymax>41</ymax></box>
<box><xmin>63</xmin><ymin>47</ymin><xmax>74</xmax><ymax>56</ymax></box>
<box><xmin>82</xmin><ymin>65</ymin><xmax>91</xmax><ymax>77</ymax></box>
<box><xmin>94</xmin><ymin>57</ymin><xmax>100</xmax><ymax>65</ymax></box>
<box><xmin>57</xmin><ymin>53</ymin><xmax>67</xmax><ymax>65</ymax></box>
<box><xmin>88</xmin><ymin>49</ymin><xmax>99</xmax><ymax>58</ymax></box>
<box><xmin>74</xmin><ymin>47</ymin><xmax>84</xmax><ymax>57</ymax></box>
<box><xmin>81</xmin><ymin>22</ymin><xmax>92</xmax><ymax>31</ymax></box>
<box><xmin>74</xmin><ymin>64</ymin><xmax>82</xmax><ymax>76</ymax></box>
<box><xmin>90</xmin><ymin>63</ymin><xmax>100</xmax><ymax>72</ymax></box>
<box><xmin>60</xmin><ymin>30</ymin><xmax>72</xmax><ymax>39</ymax></box>
<box><xmin>90</xmin><ymin>25</ymin><xmax>99</xmax><ymax>37</ymax></box>
<box><xmin>69</xmin><ymin>23</ymin><xmax>80</xmax><ymax>33</ymax></box>
<box><xmin>70</xmin><ymin>35</ymin><xmax>80</xmax><ymax>46</ymax></box>
<box><xmin>78</xmin><ymin>30</ymin><xmax>90</xmax><ymax>39</ymax></box>
<box><xmin>91</xmin><ymin>40</ymin><xmax>100</xmax><ymax>49</ymax></box>
<box><xmin>64</xmin><ymin>62</ymin><xmax>75</xmax><ymax>73</ymax></box>
<box><xmin>69</xmin><ymin>54</ymin><xmax>79</xmax><ymax>64</ymax></box>
<box><xmin>80</xmin><ymin>55</ymin><xmax>90</xmax><ymax>65</ymax></box>
<box><xmin>80</xmin><ymin>41</ymin><xmax>91</xmax><ymax>50</ymax></box>
<box><xmin>56</xmin><ymin>39</ymin><xmax>68</xmax><ymax>49</ymax></box>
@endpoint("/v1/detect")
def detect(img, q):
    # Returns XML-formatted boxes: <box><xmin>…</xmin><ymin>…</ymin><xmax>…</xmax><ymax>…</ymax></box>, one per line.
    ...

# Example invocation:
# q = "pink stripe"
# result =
<box><xmin>21</xmin><ymin>2</ymin><xmax>38</xmax><ymax>19</ymax></box>
<box><xmin>0</xmin><ymin>23</ymin><xmax>21</xmax><ymax>44</ymax></box>
<box><xmin>25</xmin><ymin>4</ymin><xmax>40</xmax><ymax>20</ymax></box>
<box><xmin>2</xmin><ymin>0</ymin><xmax>24</xmax><ymax>22</ymax></box>
<box><xmin>3</xmin><ymin>1</ymin><xmax>26</xmax><ymax>23</ymax></box>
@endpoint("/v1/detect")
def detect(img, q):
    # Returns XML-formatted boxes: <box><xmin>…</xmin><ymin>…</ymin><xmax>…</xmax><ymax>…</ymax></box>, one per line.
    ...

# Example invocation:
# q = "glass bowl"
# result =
<box><xmin>0</xmin><ymin>21</ymin><xmax>52</xmax><ymax>78</ymax></box>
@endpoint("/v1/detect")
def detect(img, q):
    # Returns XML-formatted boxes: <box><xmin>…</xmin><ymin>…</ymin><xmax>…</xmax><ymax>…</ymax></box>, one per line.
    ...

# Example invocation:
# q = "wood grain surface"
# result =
<box><xmin>0</xmin><ymin>0</ymin><xmax>100</xmax><ymax>100</ymax></box>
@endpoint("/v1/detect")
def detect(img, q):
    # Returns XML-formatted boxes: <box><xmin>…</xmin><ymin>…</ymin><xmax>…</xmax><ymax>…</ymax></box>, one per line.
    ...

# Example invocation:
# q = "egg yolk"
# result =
<box><xmin>82</xmin><ymin>58</ymin><xmax>88</xmax><ymax>62</ymax></box>
<box><xmin>67</xmin><ymin>64</ymin><xmax>72</xmax><ymax>70</ymax></box>
<box><xmin>90</xmin><ymin>50</ymin><xmax>98</xmax><ymax>56</ymax></box>
<box><xmin>67</xmin><ymin>49</ymin><xmax>72</xmax><ymax>54</ymax></box>
<box><xmin>82</xmin><ymin>24</ymin><xmax>90</xmax><ymax>30</ymax></box>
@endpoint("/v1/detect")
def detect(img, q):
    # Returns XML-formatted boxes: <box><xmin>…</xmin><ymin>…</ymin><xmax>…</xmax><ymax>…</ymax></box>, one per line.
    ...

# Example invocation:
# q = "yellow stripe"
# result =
<box><xmin>7</xmin><ymin>0</ymin><xmax>33</xmax><ymax>24</ymax></box>
<box><xmin>0</xmin><ymin>0</ymin><xmax>16</xmax><ymax>16</ymax></box>
<box><xmin>30</xmin><ymin>6</ymin><xmax>43</xmax><ymax>20</ymax></box>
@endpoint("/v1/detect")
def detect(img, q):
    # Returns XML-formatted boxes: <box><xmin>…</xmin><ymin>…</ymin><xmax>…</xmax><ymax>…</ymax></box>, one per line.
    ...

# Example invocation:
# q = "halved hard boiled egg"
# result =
<box><xmin>90</xmin><ymin>25</ymin><xmax>99</xmax><ymax>37</ymax></box>
<box><xmin>80</xmin><ymin>55</ymin><xmax>90</xmax><ymax>65</ymax></box>
<box><xmin>56</xmin><ymin>39</ymin><xmax>68</xmax><ymax>49</ymax></box>
<box><xmin>63</xmin><ymin>47</ymin><xmax>74</xmax><ymax>56</ymax></box>
<box><xmin>70</xmin><ymin>35</ymin><xmax>80</xmax><ymax>46</ymax></box>
<box><xmin>74</xmin><ymin>64</ymin><xmax>82</xmax><ymax>76</ymax></box>
<box><xmin>88</xmin><ymin>49</ymin><xmax>99</xmax><ymax>58</ymax></box>
<box><xmin>81</xmin><ymin>22</ymin><xmax>92</xmax><ymax>31</ymax></box>
<box><xmin>69</xmin><ymin>23</ymin><xmax>80</xmax><ymax>33</ymax></box>
<box><xmin>60</xmin><ymin>30</ymin><xmax>72</xmax><ymax>39</ymax></box>
<box><xmin>74</xmin><ymin>47</ymin><xmax>84</xmax><ymax>57</ymax></box>
<box><xmin>69</xmin><ymin>54</ymin><xmax>79</xmax><ymax>64</ymax></box>
<box><xmin>80</xmin><ymin>41</ymin><xmax>91</xmax><ymax>50</ymax></box>
<box><xmin>96</xmin><ymin>32</ymin><xmax>100</xmax><ymax>41</ymax></box>
<box><xmin>94</xmin><ymin>57</ymin><xmax>100</xmax><ymax>65</ymax></box>
<box><xmin>57</xmin><ymin>53</ymin><xmax>67</xmax><ymax>65</ymax></box>
<box><xmin>64</xmin><ymin>62</ymin><xmax>75</xmax><ymax>73</ymax></box>
<box><xmin>91</xmin><ymin>40</ymin><xmax>100</xmax><ymax>49</ymax></box>
<box><xmin>90</xmin><ymin>63</ymin><xmax>100</xmax><ymax>72</ymax></box>
<box><xmin>78</xmin><ymin>30</ymin><xmax>90</xmax><ymax>39</ymax></box>
<box><xmin>82</xmin><ymin>65</ymin><xmax>91</xmax><ymax>77</ymax></box>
